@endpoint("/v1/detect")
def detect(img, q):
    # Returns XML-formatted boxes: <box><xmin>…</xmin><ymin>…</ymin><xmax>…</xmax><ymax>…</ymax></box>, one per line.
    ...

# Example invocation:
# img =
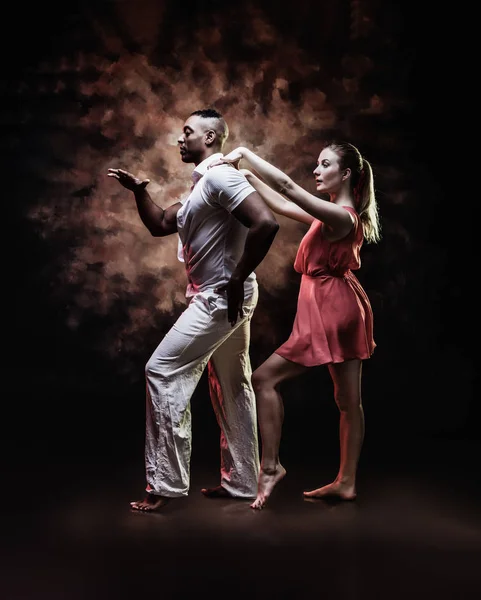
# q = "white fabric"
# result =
<box><xmin>145</xmin><ymin>286</ymin><xmax>260</xmax><ymax>498</ymax></box>
<box><xmin>176</xmin><ymin>154</ymin><xmax>258</xmax><ymax>298</ymax></box>
<box><xmin>144</xmin><ymin>154</ymin><xmax>262</xmax><ymax>498</ymax></box>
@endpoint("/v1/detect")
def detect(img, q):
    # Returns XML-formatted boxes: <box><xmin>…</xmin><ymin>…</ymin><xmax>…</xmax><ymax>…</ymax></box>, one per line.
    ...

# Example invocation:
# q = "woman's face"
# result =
<box><xmin>313</xmin><ymin>147</ymin><xmax>348</xmax><ymax>194</ymax></box>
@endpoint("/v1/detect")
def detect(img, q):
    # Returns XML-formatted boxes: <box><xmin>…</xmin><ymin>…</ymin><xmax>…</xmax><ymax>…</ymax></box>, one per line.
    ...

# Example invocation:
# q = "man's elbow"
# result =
<box><xmin>147</xmin><ymin>226</ymin><xmax>162</xmax><ymax>237</ymax></box>
<box><xmin>148</xmin><ymin>218</ymin><xmax>175</xmax><ymax>237</ymax></box>
<box><xmin>259</xmin><ymin>217</ymin><xmax>280</xmax><ymax>240</ymax></box>
<box><xmin>271</xmin><ymin>220</ymin><xmax>281</xmax><ymax>237</ymax></box>
<box><xmin>148</xmin><ymin>224</ymin><xmax>169</xmax><ymax>237</ymax></box>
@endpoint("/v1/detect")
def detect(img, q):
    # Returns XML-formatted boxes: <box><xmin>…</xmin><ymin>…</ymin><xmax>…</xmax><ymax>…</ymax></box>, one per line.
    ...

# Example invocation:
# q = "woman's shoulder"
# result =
<box><xmin>341</xmin><ymin>205</ymin><xmax>358</xmax><ymax>216</ymax></box>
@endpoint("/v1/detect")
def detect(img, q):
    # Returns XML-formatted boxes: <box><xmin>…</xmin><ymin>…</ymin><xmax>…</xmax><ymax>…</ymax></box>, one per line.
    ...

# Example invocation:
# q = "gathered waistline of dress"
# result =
<box><xmin>302</xmin><ymin>269</ymin><xmax>351</xmax><ymax>279</ymax></box>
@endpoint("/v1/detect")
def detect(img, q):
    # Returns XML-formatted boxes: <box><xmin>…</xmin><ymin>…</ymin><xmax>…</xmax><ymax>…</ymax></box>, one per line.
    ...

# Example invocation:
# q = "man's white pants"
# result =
<box><xmin>144</xmin><ymin>285</ymin><xmax>260</xmax><ymax>498</ymax></box>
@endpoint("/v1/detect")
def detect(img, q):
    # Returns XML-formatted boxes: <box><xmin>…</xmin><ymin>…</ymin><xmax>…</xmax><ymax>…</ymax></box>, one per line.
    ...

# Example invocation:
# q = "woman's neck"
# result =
<box><xmin>330</xmin><ymin>190</ymin><xmax>355</xmax><ymax>209</ymax></box>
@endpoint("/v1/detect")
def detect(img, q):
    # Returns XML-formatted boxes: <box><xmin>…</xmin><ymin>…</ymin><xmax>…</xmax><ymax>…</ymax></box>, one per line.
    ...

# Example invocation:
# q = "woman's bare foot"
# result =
<box><xmin>250</xmin><ymin>464</ymin><xmax>286</xmax><ymax>510</ymax></box>
<box><xmin>303</xmin><ymin>479</ymin><xmax>356</xmax><ymax>501</ymax></box>
<box><xmin>130</xmin><ymin>493</ymin><xmax>170</xmax><ymax>512</ymax></box>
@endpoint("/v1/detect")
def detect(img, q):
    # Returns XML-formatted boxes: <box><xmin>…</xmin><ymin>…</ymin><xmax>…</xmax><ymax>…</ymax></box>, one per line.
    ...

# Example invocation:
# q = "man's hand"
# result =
<box><xmin>108</xmin><ymin>168</ymin><xmax>150</xmax><ymax>191</ymax></box>
<box><xmin>208</xmin><ymin>148</ymin><xmax>244</xmax><ymax>170</ymax></box>
<box><xmin>215</xmin><ymin>277</ymin><xmax>245</xmax><ymax>326</ymax></box>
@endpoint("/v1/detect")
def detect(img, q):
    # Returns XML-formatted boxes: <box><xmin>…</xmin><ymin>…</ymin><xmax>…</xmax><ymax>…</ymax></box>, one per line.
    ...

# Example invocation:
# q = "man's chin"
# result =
<box><xmin>180</xmin><ymin>154</ymin><xmax>192</xmax><ymax>163</ymax></box>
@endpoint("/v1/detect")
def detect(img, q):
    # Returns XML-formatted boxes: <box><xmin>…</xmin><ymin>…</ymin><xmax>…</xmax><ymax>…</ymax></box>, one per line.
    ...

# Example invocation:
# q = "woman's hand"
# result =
<box><xmin>208</xmin><ymin>147</ymin><xmax>245</xmax><ymax>170</ymax></box>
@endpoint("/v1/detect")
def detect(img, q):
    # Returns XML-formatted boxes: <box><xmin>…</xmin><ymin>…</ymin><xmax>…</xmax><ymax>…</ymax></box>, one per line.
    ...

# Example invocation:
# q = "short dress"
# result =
<box><xmin>276</xmin><ymin>206</ymin><xmax>375</xmax><ymax>367</ymax></box>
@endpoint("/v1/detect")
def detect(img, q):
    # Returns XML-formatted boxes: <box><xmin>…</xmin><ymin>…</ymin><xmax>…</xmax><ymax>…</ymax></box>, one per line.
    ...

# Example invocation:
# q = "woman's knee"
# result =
<box><xmin>335</xmin><ymin>390</ymin><xmax>362</xmax><ymax>413</ymax></box>
<box><xmin>251</xmin><ymin>366</ymin><xmax>274</xmax><ymax>394</ymax></box>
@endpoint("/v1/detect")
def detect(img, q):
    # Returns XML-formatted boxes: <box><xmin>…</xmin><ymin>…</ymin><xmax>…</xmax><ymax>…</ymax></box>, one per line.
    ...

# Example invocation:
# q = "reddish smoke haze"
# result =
<box><xmin>23</xmin><ymin>1</ymin><xmax>408</xmax><ymax>372</ymax></box>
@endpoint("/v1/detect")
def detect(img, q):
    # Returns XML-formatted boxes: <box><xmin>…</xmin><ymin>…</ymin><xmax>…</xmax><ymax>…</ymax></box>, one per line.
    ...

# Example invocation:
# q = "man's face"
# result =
<box><xmin>177</xmin><ymin>115</ymin><xmax>210</xmax><ymax>164</ymax></box>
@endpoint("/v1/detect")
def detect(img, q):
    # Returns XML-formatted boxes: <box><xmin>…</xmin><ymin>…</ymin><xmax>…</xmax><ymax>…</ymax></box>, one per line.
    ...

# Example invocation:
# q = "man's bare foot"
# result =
<box><xmin>130</xmin><ymin>493</ymin><xmax>170</xmax><ymax>512</ymax></box>
<box><xmin>250</xmin><ymin>464</ymin><xmax>286</xmax><ymax>510</ymax></box>
<box><xmin>201</xmin><ymin>485</ymin><xmax>234</xmax><ymax>499</ymax></box>
<box><xmin>303</xmin><ymin>480</ymin><xmax>356</xmax><ymax>501</ymax></box>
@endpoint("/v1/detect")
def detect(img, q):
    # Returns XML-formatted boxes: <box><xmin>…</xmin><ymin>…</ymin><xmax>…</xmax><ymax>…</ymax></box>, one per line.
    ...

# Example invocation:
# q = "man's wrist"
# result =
<box><xmin>134</xmin><ymin>185</ymin><xmax>148</xmax><ymax>196</ymax></box>
<box><xmin>230</xmin><ymin>272</ymin><xmax>245</xmax><ymax>284</ymax></box>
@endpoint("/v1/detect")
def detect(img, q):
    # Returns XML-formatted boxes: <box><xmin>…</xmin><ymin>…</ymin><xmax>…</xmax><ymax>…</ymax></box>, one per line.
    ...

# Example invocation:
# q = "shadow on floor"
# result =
<box><xmin>2</xmin><ymin>435</ymin><xmax>480</xmax><ymax>599</ymax></box>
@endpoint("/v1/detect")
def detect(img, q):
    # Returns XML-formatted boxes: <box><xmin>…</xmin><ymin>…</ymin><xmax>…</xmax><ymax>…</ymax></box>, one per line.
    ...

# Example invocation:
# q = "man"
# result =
<box><xmin>108</xmin><ymin>109</ymin><xmax>279</xmax><ymax>511</ymax></box>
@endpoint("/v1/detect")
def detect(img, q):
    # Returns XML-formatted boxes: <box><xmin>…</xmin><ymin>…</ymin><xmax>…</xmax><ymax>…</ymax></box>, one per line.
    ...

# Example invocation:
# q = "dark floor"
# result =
<box><xmin>3</xmin><ymin>433</ymin><xmax>481</xmax><ymax>600</ymax></box>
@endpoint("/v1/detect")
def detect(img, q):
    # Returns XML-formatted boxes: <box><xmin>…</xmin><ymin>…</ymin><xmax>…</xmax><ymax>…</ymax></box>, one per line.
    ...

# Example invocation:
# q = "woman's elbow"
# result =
<box><xmin>277</xmin><ymin>176</ymin><xmax>293</xmax><ymax>195</ymax></box>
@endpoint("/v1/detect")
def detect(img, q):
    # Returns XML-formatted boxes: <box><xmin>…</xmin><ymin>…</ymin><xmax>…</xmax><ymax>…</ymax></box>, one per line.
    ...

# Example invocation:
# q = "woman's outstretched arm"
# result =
<box><xmin>240</xmin><ymin>169</ymin><xmax>314</xmax><ymax>226</ymax></box>
<box><xmin>215</xmin><ymin>147</ymin><xmax>353</xmax><ymax>235</ymax></box>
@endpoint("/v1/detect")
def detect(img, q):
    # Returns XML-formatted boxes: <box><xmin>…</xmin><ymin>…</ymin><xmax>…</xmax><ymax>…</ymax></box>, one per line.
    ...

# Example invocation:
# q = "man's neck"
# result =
<box><xmin>194</xmin><ymin>149</ymin><xmax>220</xmax><ymax>167</ymax></box>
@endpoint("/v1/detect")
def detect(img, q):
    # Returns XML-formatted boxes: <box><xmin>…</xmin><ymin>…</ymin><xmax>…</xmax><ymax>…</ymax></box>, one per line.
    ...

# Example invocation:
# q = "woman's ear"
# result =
<box><xmin>342</xmin><ymin>168</ymin><xmax>351</xmax><ymax>181</ymax></box>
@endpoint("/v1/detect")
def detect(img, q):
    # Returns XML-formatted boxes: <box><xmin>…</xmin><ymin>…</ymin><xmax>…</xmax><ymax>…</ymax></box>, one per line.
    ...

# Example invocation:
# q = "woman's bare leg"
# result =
<box><xmin>304</xmin><ymin>359</ymin><xmax>363</xmax><ymax>500</ymax></box>
<box><xmin>250</xmin><ymin>353</ymin><xmax>307</xmax><ymax>509</ymax></box>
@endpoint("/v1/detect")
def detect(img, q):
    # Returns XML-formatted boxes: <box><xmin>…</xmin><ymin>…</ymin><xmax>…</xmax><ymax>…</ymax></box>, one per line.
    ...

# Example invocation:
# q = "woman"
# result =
<box><xmin>210</xmin><ymin>141</ymin><xmax>381</xmax><ymax>509</ymax></box>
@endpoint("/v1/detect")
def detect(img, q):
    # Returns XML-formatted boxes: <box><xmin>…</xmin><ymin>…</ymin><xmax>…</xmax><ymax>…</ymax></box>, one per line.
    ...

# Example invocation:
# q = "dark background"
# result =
<box><xmin>2</xmin><ymin>0</ymin><xmax>476</xmax><ymax>489</ymax></box>
<box><xmin>2</xmin><ymin>3</ymin><xmax>479</xmax><ymax>600</ymax></box>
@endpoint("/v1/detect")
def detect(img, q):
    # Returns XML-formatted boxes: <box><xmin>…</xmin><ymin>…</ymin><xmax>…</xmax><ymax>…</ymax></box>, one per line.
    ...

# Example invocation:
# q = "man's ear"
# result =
<box><xmin>204</xmin><ymin>129</ymin><xmax>216</xmax><ymax>146</ymax></box>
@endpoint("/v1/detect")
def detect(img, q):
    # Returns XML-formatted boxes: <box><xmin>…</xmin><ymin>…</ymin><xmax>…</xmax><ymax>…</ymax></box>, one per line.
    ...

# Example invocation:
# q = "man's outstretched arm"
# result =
<box><xmin>108</xmin><ymin>168</ymin><xmax>180</xmax><ymax>237</ymax></box>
